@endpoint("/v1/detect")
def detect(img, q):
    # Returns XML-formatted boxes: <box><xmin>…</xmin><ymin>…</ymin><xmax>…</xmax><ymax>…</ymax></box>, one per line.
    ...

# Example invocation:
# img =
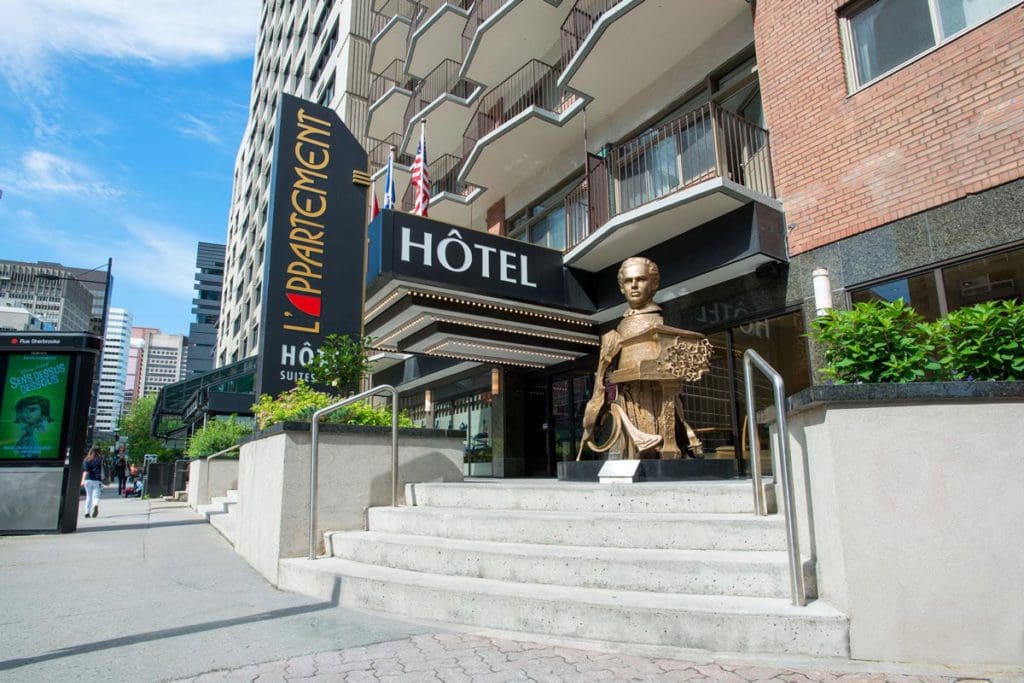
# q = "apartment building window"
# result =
<box><xmin>842</xmin><ymin>0</ymin><xmax>1016</xmax><ymax>90</ymax></box>
<box><xmin>850</xmin><ymin>243</ymin><xmax>1024</xmax><ymax>319</ymax></box>
<box><xmin>509</xmin><ymin>176</ymin><xmax>585</xmax><ymax>251</ymax></box>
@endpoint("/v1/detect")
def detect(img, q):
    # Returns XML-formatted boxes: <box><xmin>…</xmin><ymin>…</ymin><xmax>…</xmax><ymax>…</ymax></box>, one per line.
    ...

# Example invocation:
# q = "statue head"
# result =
<box><xmin>617</xmin><ymin>257</ymin><xmax>660</xmax><ymax>310</ymax></box>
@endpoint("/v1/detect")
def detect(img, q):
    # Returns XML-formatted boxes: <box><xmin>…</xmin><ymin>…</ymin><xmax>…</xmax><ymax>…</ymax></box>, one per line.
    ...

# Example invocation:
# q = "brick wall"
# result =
<box><xmin>754</xmin><ymin>2</ymin><xmax>1024</xmax><ymax>255</ymax></box>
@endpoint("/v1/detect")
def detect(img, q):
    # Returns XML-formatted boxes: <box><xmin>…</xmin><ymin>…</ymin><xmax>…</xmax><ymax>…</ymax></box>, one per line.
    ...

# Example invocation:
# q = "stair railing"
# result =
<box><xmin>742</xmin><ymin>349</ymin><xmax>806</xmax><ymax>606</ymax></box>
<box><xmin>308</xmin><ymin>385</ymin><xmax>399</xmax><ymax>560</ymax></box>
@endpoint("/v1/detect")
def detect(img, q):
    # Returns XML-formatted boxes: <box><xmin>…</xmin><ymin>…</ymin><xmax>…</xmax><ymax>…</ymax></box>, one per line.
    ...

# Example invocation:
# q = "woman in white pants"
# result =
<box><xmin>82</xmin><ymin>447</ymin><xmax>103</xmax><ymax>517</ymax></box>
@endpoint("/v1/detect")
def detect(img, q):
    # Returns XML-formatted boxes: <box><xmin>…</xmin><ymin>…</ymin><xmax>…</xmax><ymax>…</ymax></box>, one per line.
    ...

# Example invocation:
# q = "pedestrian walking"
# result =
<box><xmin>114</xmin><ymin>449</ymin><xmax>128</xmax><ymax>495</ymax></box>
<box><xmin>81</xmin><ymin>447</ymin><xmax>103</xmax><ymax>518</ymax></box>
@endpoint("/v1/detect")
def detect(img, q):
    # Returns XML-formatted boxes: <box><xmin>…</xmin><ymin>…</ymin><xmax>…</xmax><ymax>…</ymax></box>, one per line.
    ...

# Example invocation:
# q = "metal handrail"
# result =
<box><xmin>742</xmin><ymin>349</ymin><xmax>805</xmax><ymax>606</ymax></box>
<box><xmin>308</xmin><ymin>385</ymin><xmax>399</xmax><ymax>560</ymax></box>
<box><xmin>201</xmin><ymin>444</ymin><xmax>241</xmax><ymax>505</ymax></box>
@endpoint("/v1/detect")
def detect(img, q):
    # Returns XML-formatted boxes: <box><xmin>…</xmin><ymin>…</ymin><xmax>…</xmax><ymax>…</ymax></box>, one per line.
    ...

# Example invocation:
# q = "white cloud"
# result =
<box><xmin>177</xmin><ymin>113</ymin><xmax>224</xmax><ymax>146</ymax></box>
<box><xmin>11</xmin><ymin>150</ymin><xmax>124</xmax><ymax>199</ymax></box>
<box><xmin>117</xmin><ymin>219</ymin><xmax>199</xmax><ymax>298</ymax></box>
<box><xmin>0</xmin><ymin>0</ymin><xmax>258</xmax><ymax>89</ymax></box>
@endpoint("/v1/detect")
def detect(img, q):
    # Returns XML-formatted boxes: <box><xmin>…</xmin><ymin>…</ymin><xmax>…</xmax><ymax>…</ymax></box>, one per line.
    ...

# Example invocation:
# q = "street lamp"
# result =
<box><xmin>37</xmin><ymin>258</ymin><xmax>114</xmax><ymax>442</ymax></box>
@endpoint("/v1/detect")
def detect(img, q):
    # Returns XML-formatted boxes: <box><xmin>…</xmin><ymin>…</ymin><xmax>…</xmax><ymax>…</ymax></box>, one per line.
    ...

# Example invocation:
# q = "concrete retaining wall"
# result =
<box><xmin>771</xmin><ymin>385</ymin><xmax>1024</xmax><ymax>667</ymax></box>
<box><xmin>187</xmin><ymin>458</ymin><xmax>239</xmax><ymax>509</ymax></box>
<box><xmin>235</xmin><ymin>424</ymin><xmax>464</xmax><ymax>585</ymax></box>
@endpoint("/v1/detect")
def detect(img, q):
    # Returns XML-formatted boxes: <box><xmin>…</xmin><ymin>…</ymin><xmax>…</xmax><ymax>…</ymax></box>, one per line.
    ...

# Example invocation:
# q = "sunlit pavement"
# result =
<box><xmin>0</xmin><ymin>486</ymin><xmax>1008</xmax><ymax>682</ymax></box>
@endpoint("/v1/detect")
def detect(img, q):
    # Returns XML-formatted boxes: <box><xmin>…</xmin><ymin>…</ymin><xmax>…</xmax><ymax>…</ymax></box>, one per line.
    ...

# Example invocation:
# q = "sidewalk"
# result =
<box><xmin>0</xmin><ymin>486</ymin><xmax>1011</xmax><ymax>682</ymax></box>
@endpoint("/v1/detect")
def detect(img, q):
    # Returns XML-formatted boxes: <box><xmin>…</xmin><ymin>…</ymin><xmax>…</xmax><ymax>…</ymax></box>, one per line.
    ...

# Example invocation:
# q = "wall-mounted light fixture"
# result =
<box><xmin>424</xmin><ymin>389</ymin><xmax>432</xmax><ymax>412</ymax></box>
<box><xmin>491</xmin><ymin>368</ymin><xmax>501</xmax><ymax>397</ymax></box>
<box><xmin>812</xmin><ymin>268</ymin><xmax>833</xmax><ymax>317</ymax></box>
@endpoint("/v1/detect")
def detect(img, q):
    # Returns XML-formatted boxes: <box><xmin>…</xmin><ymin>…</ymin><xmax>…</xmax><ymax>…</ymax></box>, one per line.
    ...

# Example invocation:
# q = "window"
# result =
<box><xmin>842</xmin><ymin>0</ymin><xmax>1016</xmax><ymax>90</ymax></box>
<box><xmin>850</xmin><ymin>243</ymin><xmax>1024</xmax><ymax>317</ymax></box>
<box><xmin>508</xmin><ymin>176</ymin><xmax>584</xmax><ymax>251</ymax></box>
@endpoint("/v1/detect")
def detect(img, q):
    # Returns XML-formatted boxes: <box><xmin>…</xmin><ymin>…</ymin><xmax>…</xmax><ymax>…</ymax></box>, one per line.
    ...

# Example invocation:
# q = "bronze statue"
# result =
<box><xmin>579</xmin><ymin>257</ymin><xmax>712</xmax><ymax>460</ymax></box>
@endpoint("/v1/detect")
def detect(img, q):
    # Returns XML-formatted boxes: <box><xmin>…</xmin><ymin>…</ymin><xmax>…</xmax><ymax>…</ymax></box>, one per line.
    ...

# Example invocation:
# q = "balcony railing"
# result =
<box><xmin>560</xmin><ymin>0</ymin><xmax>619</xmax><ymax>69</ymax></box>
<box><xmin>403</xmin><ymin>58</ymin><xmax>476</xmax><ymax>131</ymax></box>
<box><xmin>462</xmin><ymin>60</ymin><xmax>580</xmax><ymax>161</ymax></box>
<box><xmin>559</xmin><ymin>103</ymin><xmax>774</xmax><ymax>251</ymax></box>
<box><xmin>401</xmin><ymin>154</ymin><xmax>475</xmax><ymax>210</ymax></box>
<box><xmin>370</xmin><ymin>59</ymin><xmax>418</xmax><ymax>103</ymax></box>
<box><xmin>462</xmin><ymin>0</ymin><xmax>507</xmax><ymax>59</ymax></box>
<box><xmin>368</xmin><ymin>133</ymin><xmax>416</xmax><ymax>173</ymax></box>
<box><xmin>371</xmin><ymin>0</ymin><xmax>418</xmax><ymax>37</ymax></box>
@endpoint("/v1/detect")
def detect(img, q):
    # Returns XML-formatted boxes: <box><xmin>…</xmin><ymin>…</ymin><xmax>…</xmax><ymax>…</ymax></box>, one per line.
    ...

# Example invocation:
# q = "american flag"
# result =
<box><xmin>383</xmin><ymin>148</ymin><xmax>397</xmax><ymax>210</ymax></box>
<box><xmin>411</xmin><ymin>121</ymin><xmax>430</xmax><ymax>217</ymax></box>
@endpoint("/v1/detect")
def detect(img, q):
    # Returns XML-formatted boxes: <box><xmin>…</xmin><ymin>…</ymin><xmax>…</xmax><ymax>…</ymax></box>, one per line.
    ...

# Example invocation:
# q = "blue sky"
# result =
<box><xmin>0</xmin><ymin>0</ymin><xmax>259</xmax><ymax>335</ymax></box>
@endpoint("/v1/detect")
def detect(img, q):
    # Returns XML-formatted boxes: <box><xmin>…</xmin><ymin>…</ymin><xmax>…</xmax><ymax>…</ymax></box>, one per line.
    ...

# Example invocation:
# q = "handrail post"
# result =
<box><xmin>742</xmin><ymin>350</ymin><xmax>806</xmax><ymax>607</ymax></box>
<box><xmin>308</xmin><ymin>385</ymin><xmax>399</xmax><ymax>561</ymax></box>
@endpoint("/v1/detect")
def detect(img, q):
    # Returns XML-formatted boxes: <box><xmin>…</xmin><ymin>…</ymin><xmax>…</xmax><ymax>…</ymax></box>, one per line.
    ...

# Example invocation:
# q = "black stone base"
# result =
<box><xmin>557</xmin><ymin>458</ymin><xmax>737</xmax><ymax>482</ymax></box>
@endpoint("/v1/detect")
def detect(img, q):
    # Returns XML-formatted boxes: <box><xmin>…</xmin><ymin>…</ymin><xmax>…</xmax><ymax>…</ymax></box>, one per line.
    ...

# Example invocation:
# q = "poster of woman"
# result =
<box><xmin>0</xmin><ymin>354</ymin><xmax>70</xmax><ymax>460</ymax></box>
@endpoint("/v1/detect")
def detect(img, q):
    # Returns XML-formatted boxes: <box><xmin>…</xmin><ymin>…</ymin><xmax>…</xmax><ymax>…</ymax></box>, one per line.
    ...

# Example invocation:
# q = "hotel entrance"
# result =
<box><xmin>522</xmin><ymin>370</ymin><xmax>594</xmax><ymax>477</ymax></box>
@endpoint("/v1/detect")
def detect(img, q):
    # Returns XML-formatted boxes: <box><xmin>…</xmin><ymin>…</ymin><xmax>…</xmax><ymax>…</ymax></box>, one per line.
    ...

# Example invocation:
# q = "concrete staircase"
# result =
<box><xmin>197</xmin><ymin>489</ymin><xmax>239</xmax><ymax>547</ymax></box>
<box><xmin>278</xmin><ymin>480</ymin><xmax>849</xmax><ymax>657</ymax></box>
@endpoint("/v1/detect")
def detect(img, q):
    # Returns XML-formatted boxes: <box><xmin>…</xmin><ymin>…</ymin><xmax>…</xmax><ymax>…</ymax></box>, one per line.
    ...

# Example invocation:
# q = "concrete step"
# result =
<box><xmin>326</xmin><ymin>530</ymin><xmax>794</xmax><ymax>598</ymax></box>
<box><xmin>277</xmin><ymin>556</ymin><xmax>848</xmax><ymax>658</ymax></box>
<box><xmin>408</xmin><ymin>480</ymin><xmax>766</xmax><ymax>514</ymax></box>
<box><xmin>368</xmin><ymin>505</ymin><xmax>788</xmax><ymax>551</ymax></box>
<box><xmin>208</xmin><ymin>502</ymin><xmax>239</xmax><ymax>547</ymax></box>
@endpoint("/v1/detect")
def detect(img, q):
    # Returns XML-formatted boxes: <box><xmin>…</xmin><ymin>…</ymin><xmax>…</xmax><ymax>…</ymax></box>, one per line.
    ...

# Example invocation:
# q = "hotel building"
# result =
<box><xmin>221</xmin><ymin>0</ymin><xmax>1024</xmax><ymax>476</ymax></box>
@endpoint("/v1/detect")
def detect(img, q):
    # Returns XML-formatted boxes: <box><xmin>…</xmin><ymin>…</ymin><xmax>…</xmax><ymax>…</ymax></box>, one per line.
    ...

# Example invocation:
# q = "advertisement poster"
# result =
<box><xmin>0</xmin><ymin>354</ymin><xmax>70</xmax><ymax>460</ymax></box>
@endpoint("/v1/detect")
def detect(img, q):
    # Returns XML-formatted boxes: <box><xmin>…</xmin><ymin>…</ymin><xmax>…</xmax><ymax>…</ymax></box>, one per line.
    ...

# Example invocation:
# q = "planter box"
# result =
<box><xmin>768</xmin><ymin>382</ymin><xmax>1024</xmax><ymax>667</ymax></box>
<box><xmin>235</xmin><ymin>423</ymin><xmax>464</xmax><ymax>584</ymax></box>
<box><xmin>187</xmin><ymin>458</ymin><xmax>239</xmax><ymax>509</ymax></box>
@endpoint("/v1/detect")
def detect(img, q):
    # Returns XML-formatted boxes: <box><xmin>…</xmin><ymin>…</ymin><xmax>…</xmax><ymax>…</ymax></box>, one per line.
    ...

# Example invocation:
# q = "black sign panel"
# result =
<box><xmin>256</xmin><ymin>93</ymin><xmax>368</xmax><ymax>397</ymax></box>
<box><xmin>367</xmin><ymin>211</ymin><xmax>570</xmax><ymax>309</ymax></box>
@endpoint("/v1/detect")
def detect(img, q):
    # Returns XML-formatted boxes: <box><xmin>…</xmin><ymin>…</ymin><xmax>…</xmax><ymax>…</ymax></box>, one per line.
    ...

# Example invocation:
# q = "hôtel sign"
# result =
<box><xmin>256</xmin><ymin>93</ymin><xmax>367</xmax><ymax>397</ymax></box>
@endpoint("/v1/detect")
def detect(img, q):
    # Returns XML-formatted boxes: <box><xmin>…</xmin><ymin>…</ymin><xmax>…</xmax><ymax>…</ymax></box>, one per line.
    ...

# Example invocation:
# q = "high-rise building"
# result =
<box><xmin>95</xmin><ymin>308</ymin><xmax>132</xmax><ymax>435</ymax></box>
<box><xmin>187</xmin><ymin>242</ymin><xmax>226</xmax><ymax>377</ymax></box>
<box><xmin>216</xmin><ymin>0</ymin><xmax>373</xmax><ymax>367</ymax></box>
<box><xmin>224</xmin><ymin>0</ymin><xmax>1023</xmax><ymax>476</ymax></box>
<box><xmin>0</xmin><ymin>260</ymin><xmax>97</xmax><ymax>331</ymax></box>
<box><xmin>125</xmin><ymin>327</ymin><xmax>188</xmax><ymax>400</ymax></box>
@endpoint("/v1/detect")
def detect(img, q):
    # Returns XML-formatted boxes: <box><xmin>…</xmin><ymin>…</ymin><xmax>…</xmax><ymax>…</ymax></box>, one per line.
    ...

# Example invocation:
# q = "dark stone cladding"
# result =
<box><xmin>245</xmin><ymin>421</ymin><xmax>466</xmax><ymax>443</ymax></box>
<box><xmin>652</xmin><ymin>177</ymin><xmax>1024</xmax><ymax>337</ymax></box>
<box><xmin>768</xmin><ymin>381</ymin><xmax>1024</xmax><ymax>421</ymax></box>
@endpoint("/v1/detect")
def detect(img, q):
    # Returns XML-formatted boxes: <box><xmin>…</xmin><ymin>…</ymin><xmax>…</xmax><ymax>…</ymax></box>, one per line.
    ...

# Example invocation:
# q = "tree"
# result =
<box><xmin>302</xmin><ymin>334</ymin><xmax>373</xmax><ymax>395</ymax></box>
<box><xmin>118</xmin><ymin>395</ymin><xmax>164</xmax><ymax>465</ymax></box>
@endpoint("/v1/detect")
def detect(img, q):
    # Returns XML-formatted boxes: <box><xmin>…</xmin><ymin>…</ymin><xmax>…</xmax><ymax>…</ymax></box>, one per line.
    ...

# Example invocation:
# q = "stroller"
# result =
<box><xmin>123</xmin><ymin>474</ymin><xmax>144</xmax><ymax>497</ymax></box>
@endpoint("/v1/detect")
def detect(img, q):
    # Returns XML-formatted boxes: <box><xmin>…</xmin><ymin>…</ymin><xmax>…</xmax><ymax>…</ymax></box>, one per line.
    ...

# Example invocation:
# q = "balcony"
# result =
<box><xmin>459</xmin><ymin>60</ymin><xmax>588</xmax><ymax>208</ymax></box>
<box><xmin>400</xmin><ymin>154</ymin><xmax>482</xmax><ymax>226</ymax></box>
<box><xmin>461</xmin><ymin>0</ymin><xmax>575</xmax><ymax>86</ymax></box>
<box><xmin>562</xmin><ymin>102</ymin><xmax>780</xmax><ymax>273</ymax></box>
<box><xmin>558</xmin><ymin>0</ymin><xmax>751</xmax><ymax>129</ymax></box>
<box><xmin>405</xmin><ymin>0</ymin><xmax>473</xmax><ymax>78</ymax></box>
<box><xmin>366</xmin><ymin>59</ymin><xmax>418</xmax><ymax>140</ymax></box>
<box><xmin>369</xmin><ymin>0</ymin><xmax>418</xmax><ymax>74</ymax></box>
<box><xmin>400</xmin><ymin>59</ymin><xmax>481</xmax><ymax>159</ymax></box>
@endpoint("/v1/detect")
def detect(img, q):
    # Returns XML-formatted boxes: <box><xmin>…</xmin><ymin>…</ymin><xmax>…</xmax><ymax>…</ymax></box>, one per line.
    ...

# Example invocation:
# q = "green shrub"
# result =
<box><xmin>302</xmin><ymin>334</ymin><xmax>373</xmax><ymax>395</ymax></box>
<box><xmin>809</xmin><ymin>300</ymin><xmax>940</xmax><ymax>383</ymax></box>
<box><xmin>252</xmin><ymin>381</ymin><xmax>415</xmax><ymax>430</ymax></box>
<box><xmin>186</xmin><ymin>416</ymin><xmax>253</xmax><ymax>458</ymax></box>
<box><xmin>933</xmin><ymin>300</ymin><xmax>1024</xmax><ymax>381</ymax></box>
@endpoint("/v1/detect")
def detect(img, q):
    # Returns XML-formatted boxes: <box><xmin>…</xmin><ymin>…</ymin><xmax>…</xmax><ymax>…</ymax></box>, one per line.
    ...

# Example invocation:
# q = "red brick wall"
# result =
<box><xmin>754</xmin><ymin>3</ymin><xmax>1024</xmax><ymax>255</ymax></box>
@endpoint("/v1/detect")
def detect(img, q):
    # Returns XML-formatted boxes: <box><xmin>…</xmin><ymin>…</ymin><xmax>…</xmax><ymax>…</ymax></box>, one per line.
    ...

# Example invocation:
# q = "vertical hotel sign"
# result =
<box><xmin>255</xmin><ymin>93</ymin><xmax>368</xmax><ymax>397</ymax></box>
